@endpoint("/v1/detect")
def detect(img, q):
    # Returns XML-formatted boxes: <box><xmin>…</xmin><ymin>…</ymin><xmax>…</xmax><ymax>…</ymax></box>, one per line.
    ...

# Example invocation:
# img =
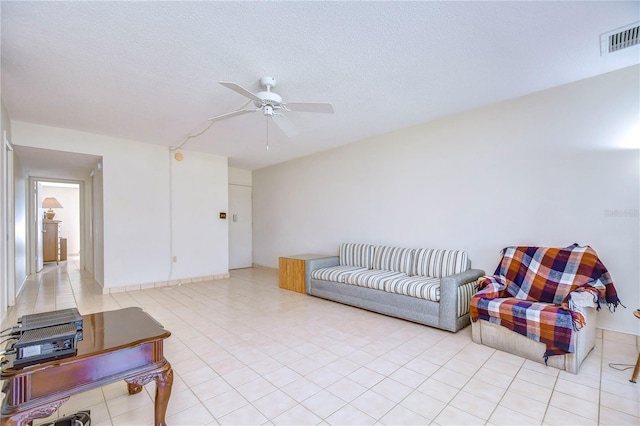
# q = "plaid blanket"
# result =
<box><xmin>470</xmin><ymin>244</ymin><xmax>621</xmax><ymax>361</ymax></box>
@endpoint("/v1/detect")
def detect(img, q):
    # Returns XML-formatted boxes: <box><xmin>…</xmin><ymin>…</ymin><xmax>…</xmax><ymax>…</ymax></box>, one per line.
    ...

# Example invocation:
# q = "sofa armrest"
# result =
<box><xmin>441</xmin><ymin>268</ymin><xmax>485</xmax><ymax>290</ymax></box>
<box><xmin>305</xmin><ymin>256</ymin><xmax>340</xmax><ymax>293</ymax></box>
<box><xmin>439</xmin><ymin>268</ymin><xmax>485</xmax><ymax>330</ymax></box>
<box><xmin>569</xmin><ymin>290</ymin><xmax>599</xmax><ymax>309</ymax></box>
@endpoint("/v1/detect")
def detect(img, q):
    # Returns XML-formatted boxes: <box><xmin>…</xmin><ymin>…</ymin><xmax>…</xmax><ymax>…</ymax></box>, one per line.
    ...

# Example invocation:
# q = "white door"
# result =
<box><xmin>228</xmin><ymin>184</ymin><xmax>252</xmax><ymax>269</ymax></box>
<box><xmin>36</xmin><ymin>181</ymin><xmax>44</xmax><ymax>272</ymax></box>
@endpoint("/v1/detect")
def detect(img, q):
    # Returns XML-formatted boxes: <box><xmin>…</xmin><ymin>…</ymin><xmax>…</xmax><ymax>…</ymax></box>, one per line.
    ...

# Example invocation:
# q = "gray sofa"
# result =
<box><xmin>305</xmin><ymin>243</ymin><xmax>484</xmax><ymax>332</ymax></box>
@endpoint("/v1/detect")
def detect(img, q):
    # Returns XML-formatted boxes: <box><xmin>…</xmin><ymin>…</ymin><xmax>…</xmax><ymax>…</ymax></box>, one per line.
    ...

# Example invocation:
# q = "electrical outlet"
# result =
<box><xmin>172</xmin><ymin>256</ymin><xmax>177</xmax><ymax>263</ymax></box>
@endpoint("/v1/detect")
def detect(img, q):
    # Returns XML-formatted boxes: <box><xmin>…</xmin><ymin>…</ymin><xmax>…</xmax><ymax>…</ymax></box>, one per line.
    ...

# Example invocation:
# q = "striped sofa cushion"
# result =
<box><xmin>339</xmin><ymin>243</ymin><xmax>374</xmax><ymax>268</ymax></box>
<box><xmin>311</xmin><ymin>266</ymin><xmax>368</xmax><ymax>283</ymax></box>
<box><xmin>412</xmin><ymin>249</ymin><xmax>469</xmax><ymax>278</ymax></box>
<box><xmin>457</xmin><ymin>280</ymin><xmax>478</xmax><ymax>317</ymax></box>
<box><xmin>344</xmin><ymin>270</ymin><xmax>408</xmax><ymax>291</ymax></box>
<box><xmin>372</xmin><ymin>246</ymin><xmax>414</xmax><ymax>275</ymax></box>
<box><xmin>385</xmin><ymin>276</ymin><xmax>441</xmax><ymax>302</ymax></box>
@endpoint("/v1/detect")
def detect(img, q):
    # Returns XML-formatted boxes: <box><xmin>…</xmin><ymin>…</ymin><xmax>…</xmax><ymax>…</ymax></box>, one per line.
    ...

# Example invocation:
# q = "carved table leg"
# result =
<box><xmin>1</xmin><ymin>397</ymin><xmax>69</xmax><ymax>426</ymax></box>
<box><xmin>124</xmin><ymin>361</ymin><xmax>173</xmax><ymax>426</ymax></box>
<box><xmin>154</xmin><ymin>362</ymin><xmax>173</xmax><ymax>426</ymax></box>
<box><xmin>127</xmin><ymin>382</ymin><xmax>143</xmax><ymax>395</ymax></box>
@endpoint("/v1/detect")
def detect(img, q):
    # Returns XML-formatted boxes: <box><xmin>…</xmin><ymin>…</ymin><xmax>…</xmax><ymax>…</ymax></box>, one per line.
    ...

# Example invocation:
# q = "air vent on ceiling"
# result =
<box><xmin>600</xmin><ymin>22</ymin><xmax>640</xmax><ymax>55</ymax></box>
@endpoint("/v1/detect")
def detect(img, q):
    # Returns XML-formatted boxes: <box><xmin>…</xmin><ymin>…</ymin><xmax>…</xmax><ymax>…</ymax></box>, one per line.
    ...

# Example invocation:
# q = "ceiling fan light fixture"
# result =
<box><xmin>211</xmin><ymin>76</ymin><xmax>334</xmax><ymax>139</ymax></box>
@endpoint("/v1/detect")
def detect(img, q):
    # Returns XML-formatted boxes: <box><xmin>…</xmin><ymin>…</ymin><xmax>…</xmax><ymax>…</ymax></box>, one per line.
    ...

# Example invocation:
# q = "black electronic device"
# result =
<box><xmin>42</xmin><ymin>409</ymin><xmax>91</xmax><ymax>426</ymax></box>
<box><xmin>13</xmin><ymin>323</ymin><xmax>78</xmax><ymax>367</ymax></box>
<box><xmin>18</xmin><ymin>308</ymin><xmax>83</xmax><ymax>332</ymax></box>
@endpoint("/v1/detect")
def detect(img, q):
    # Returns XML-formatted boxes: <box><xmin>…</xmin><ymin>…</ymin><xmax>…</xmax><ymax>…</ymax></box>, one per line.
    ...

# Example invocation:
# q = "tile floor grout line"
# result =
<box><xmin>597</xmin><ymin>333</ymin><xmax>604</xmax><ymax>424</ymax></box>
<box><xmin>539</xmin><ymin>362</ymin><xmax>561</xmax><ymax>426</ymax></box>
<box><xmin>478</xmin><ymin>356</ymin><xmax>530</xmax><ymax>425</ymax></box>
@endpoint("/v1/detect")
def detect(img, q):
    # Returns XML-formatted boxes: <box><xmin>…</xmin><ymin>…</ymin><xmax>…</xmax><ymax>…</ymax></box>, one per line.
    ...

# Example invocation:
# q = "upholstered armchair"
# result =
<box><xmin>470</xmin><ymin>244</ymin><xmax>621</xmax><ymax>374</ymax></box>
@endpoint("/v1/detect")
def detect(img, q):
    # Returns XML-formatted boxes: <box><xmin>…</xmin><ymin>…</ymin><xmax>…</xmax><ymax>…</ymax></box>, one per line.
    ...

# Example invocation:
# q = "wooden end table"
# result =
<box><xmin>1</xmin><ymin>307</ymin><xmax>172</xmax><ymax>426</ymax></box>
<box><xmin>279</xmin><ymin>254</ymin><xmax>334</xmax><ymax>294</ymax></box>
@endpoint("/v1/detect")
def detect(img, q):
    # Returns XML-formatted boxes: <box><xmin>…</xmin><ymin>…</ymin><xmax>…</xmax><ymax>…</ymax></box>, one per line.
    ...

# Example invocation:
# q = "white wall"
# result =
<box><xmin>0</xmin><ymin>100</ymin><xmax>12</xmax><ymax>323</ymax></box>
<box><xmin>11</xmin><ymin>123</ymin><xmax>229</xmax><ymax>289</ymax></box>
<box><xmin>253</xmin><ymin>65</ymin><xmax>640</xmax><ymax>335</ymax></box>
<box><xmin>170</xmin><ymin>150</ymin><xmax>229</xmax><ymax>279</ymax></box>
<box><xmin>13</xmin><ymin>155</ymin><xmax>26</xmax><ymax>295</ymax></box>
<box><xmin>229</xmin><ymin>167</ymin><xmax>252</xmax><ymax>186</ymax></box>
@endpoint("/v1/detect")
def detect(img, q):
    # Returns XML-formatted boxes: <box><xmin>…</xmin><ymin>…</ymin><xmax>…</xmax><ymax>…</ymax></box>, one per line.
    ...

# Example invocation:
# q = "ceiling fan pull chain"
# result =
<box><xmin>266</xmin><ymin>116</ymin><xmax>270</xmax><ymax>151</ymax></box>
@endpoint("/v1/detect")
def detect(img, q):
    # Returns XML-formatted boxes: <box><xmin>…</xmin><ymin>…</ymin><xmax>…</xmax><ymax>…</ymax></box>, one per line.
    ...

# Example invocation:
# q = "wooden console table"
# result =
<box><xmin>1</xmin><ymin>307</ymin><xmax>172</xmax><ymax>426</ymax></box>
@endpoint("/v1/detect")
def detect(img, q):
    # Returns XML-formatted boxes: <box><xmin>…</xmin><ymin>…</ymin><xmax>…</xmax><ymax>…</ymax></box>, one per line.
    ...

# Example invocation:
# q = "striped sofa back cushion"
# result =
<box><xmin>413</xmin><ymin>249</ymin><xmax>469</xmax><ymax>278</ymax></box>
<box><xmin>339</xmin><ymin>243</ymin><xmax>374</xmax><ymax>268</ymax></box>
<box><xmin>372</xmin><ymin>246</ymin><xmax>414</xmax><ymax>274</ymax></box>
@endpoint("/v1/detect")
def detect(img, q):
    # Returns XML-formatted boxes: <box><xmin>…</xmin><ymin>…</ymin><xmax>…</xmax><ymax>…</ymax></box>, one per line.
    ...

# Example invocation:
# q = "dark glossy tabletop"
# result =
<box><xmin>1</xmin><ymin>307</ymin><xmax>170</xmax><ymax>376</ymax></box>
<box><xmin>76</xmin><ymin>307</ymin><xmax>170</xmax><ymax>355</ymax></box>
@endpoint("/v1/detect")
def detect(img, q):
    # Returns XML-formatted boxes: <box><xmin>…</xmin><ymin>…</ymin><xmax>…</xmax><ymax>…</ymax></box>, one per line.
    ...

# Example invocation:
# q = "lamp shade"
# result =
<box><xmin>42</xmin><ymin>197</ymin><xmax>63</xmax><ymax>219</ymax></box>
<box><xmin>42</xmin><ymin>197</ymin><xmax>63</xmax><ymax>209</ymax></box>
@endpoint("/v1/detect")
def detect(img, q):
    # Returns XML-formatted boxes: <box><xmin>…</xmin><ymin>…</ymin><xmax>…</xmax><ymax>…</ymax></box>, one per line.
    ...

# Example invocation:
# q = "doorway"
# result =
<box><xmin>40</xmin><ymin>182</ymin><xmax>81</xmax><ymax>268</ymax></box>
<box><xmin>29</xmin><ymin>179</ymin><xmax>83</xmax><ymax>273</ymax></box>
<box><xmin>8</xmin><ymin>145</ymin><xmax>102</xmax><ymax>314</ymax></box>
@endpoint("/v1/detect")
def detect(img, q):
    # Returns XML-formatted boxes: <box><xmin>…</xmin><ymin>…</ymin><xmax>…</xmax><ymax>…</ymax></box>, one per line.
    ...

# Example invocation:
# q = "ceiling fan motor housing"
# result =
<box><xmin>260</xmin><ymin>76</ymin><xmax>277</xmax><ymax>88</ymax></box>
<box><xmin>254</xmin><ymin>90</ymin><xmax>282</xmax><ymax>110</ymax></box>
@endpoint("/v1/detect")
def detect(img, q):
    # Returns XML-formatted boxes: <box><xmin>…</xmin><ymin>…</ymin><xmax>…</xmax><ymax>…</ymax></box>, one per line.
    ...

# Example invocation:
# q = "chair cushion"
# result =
<box><xmin>413</xmin><ymin>249</ymin><xmax>468</xmax><ymax>278</ymax></box>
<box><xmin>339</xmin><ymin>243</ymin><xmax>374</xmax><ymax>268</ymax></box>
<box><xmin>385</xmin><ymin>276</ymin><xmax>441</xmax><ymax>302</ymax></box>
<box><xmin>344</xmin><ymin>270</ymin><xmax>408</xmax><ymax>291</ymax></box>
<box><xmin>472</xmin><ymin>297</ymin><xmax>579</xmax><ymax>356</ymax></box>
<box><xmin>372</xmin><ymin>246</ymin><xmax>414</xmax><ymax>275</ymax></box>
<box><xmin>311</xmin><ymin>266</ymin><xmax>368</xmax><ymax>283</ymax></box>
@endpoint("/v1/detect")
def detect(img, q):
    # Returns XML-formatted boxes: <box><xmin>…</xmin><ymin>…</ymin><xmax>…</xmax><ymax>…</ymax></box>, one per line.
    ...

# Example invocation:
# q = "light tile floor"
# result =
<box><xmin>2</xmin><ymin>256</ymin><xmax>639</xmax><ymax>425</ymax></box>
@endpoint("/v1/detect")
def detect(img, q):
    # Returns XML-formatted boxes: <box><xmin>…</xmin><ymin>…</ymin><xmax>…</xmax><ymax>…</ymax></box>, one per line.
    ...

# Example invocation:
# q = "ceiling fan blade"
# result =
<box><xmin>272</xmin><ymin>114</ymin><xmax>298</xmax><ymax>138</ymax></box>
<box><xmin>219</xmin><ymin>81</ymin><xmax>262</xmax><ymax>102</ymax></box>
<box><xmin>208</xmin><ymin>109</ymin><xmax>255</xmax><ymax>122</ymax></box>
<box><xmin>284</xmin><ymin>102</ymin><xmax>334</xmax><ymax>113</ymax></box>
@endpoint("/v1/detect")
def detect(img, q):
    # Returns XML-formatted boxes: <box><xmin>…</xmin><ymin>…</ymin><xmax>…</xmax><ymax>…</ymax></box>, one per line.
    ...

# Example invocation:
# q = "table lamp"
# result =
<box><xmin>42</xmin><ymin>197</ymin><xmax>63</xmax><ymax>220</ymax></box>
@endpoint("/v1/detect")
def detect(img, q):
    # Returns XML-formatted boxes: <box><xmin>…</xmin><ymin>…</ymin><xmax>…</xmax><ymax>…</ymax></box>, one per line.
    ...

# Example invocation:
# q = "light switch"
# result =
<box><xmin>233</xmin><ymin>214</ymin><xmax>238</xmax><ymax>222</ymax></box>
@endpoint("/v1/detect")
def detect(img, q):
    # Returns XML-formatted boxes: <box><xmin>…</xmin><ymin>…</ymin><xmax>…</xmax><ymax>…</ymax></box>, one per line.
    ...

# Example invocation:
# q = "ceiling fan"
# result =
<box><xmin>209</xmin><ymin>77</ymin><xmax>334</xmax><ymax>137</ymax></box>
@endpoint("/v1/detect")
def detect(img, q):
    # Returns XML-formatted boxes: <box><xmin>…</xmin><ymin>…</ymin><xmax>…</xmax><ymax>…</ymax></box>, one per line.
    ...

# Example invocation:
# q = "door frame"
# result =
<box><xmin>2</xmin><ymin>131</ymin><xmax>15</xmax><ymax>312</ymax></box>
<box><xmin>27</xmin><ymin>177</ymin><xmax>88</xmax><ymax>274</ymax></box>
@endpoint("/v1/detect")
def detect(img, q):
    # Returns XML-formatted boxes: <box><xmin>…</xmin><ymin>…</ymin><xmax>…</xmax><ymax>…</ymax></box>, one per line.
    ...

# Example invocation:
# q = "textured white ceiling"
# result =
<box><xmin>2</xmin><ymin>1</ymin><xmax>639</xmax><ymax>170</ymax></box>
<box><xmin>12</xmin><ymin>145</ymin><xmax>101</xmax><ymax>179</ymax></box>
